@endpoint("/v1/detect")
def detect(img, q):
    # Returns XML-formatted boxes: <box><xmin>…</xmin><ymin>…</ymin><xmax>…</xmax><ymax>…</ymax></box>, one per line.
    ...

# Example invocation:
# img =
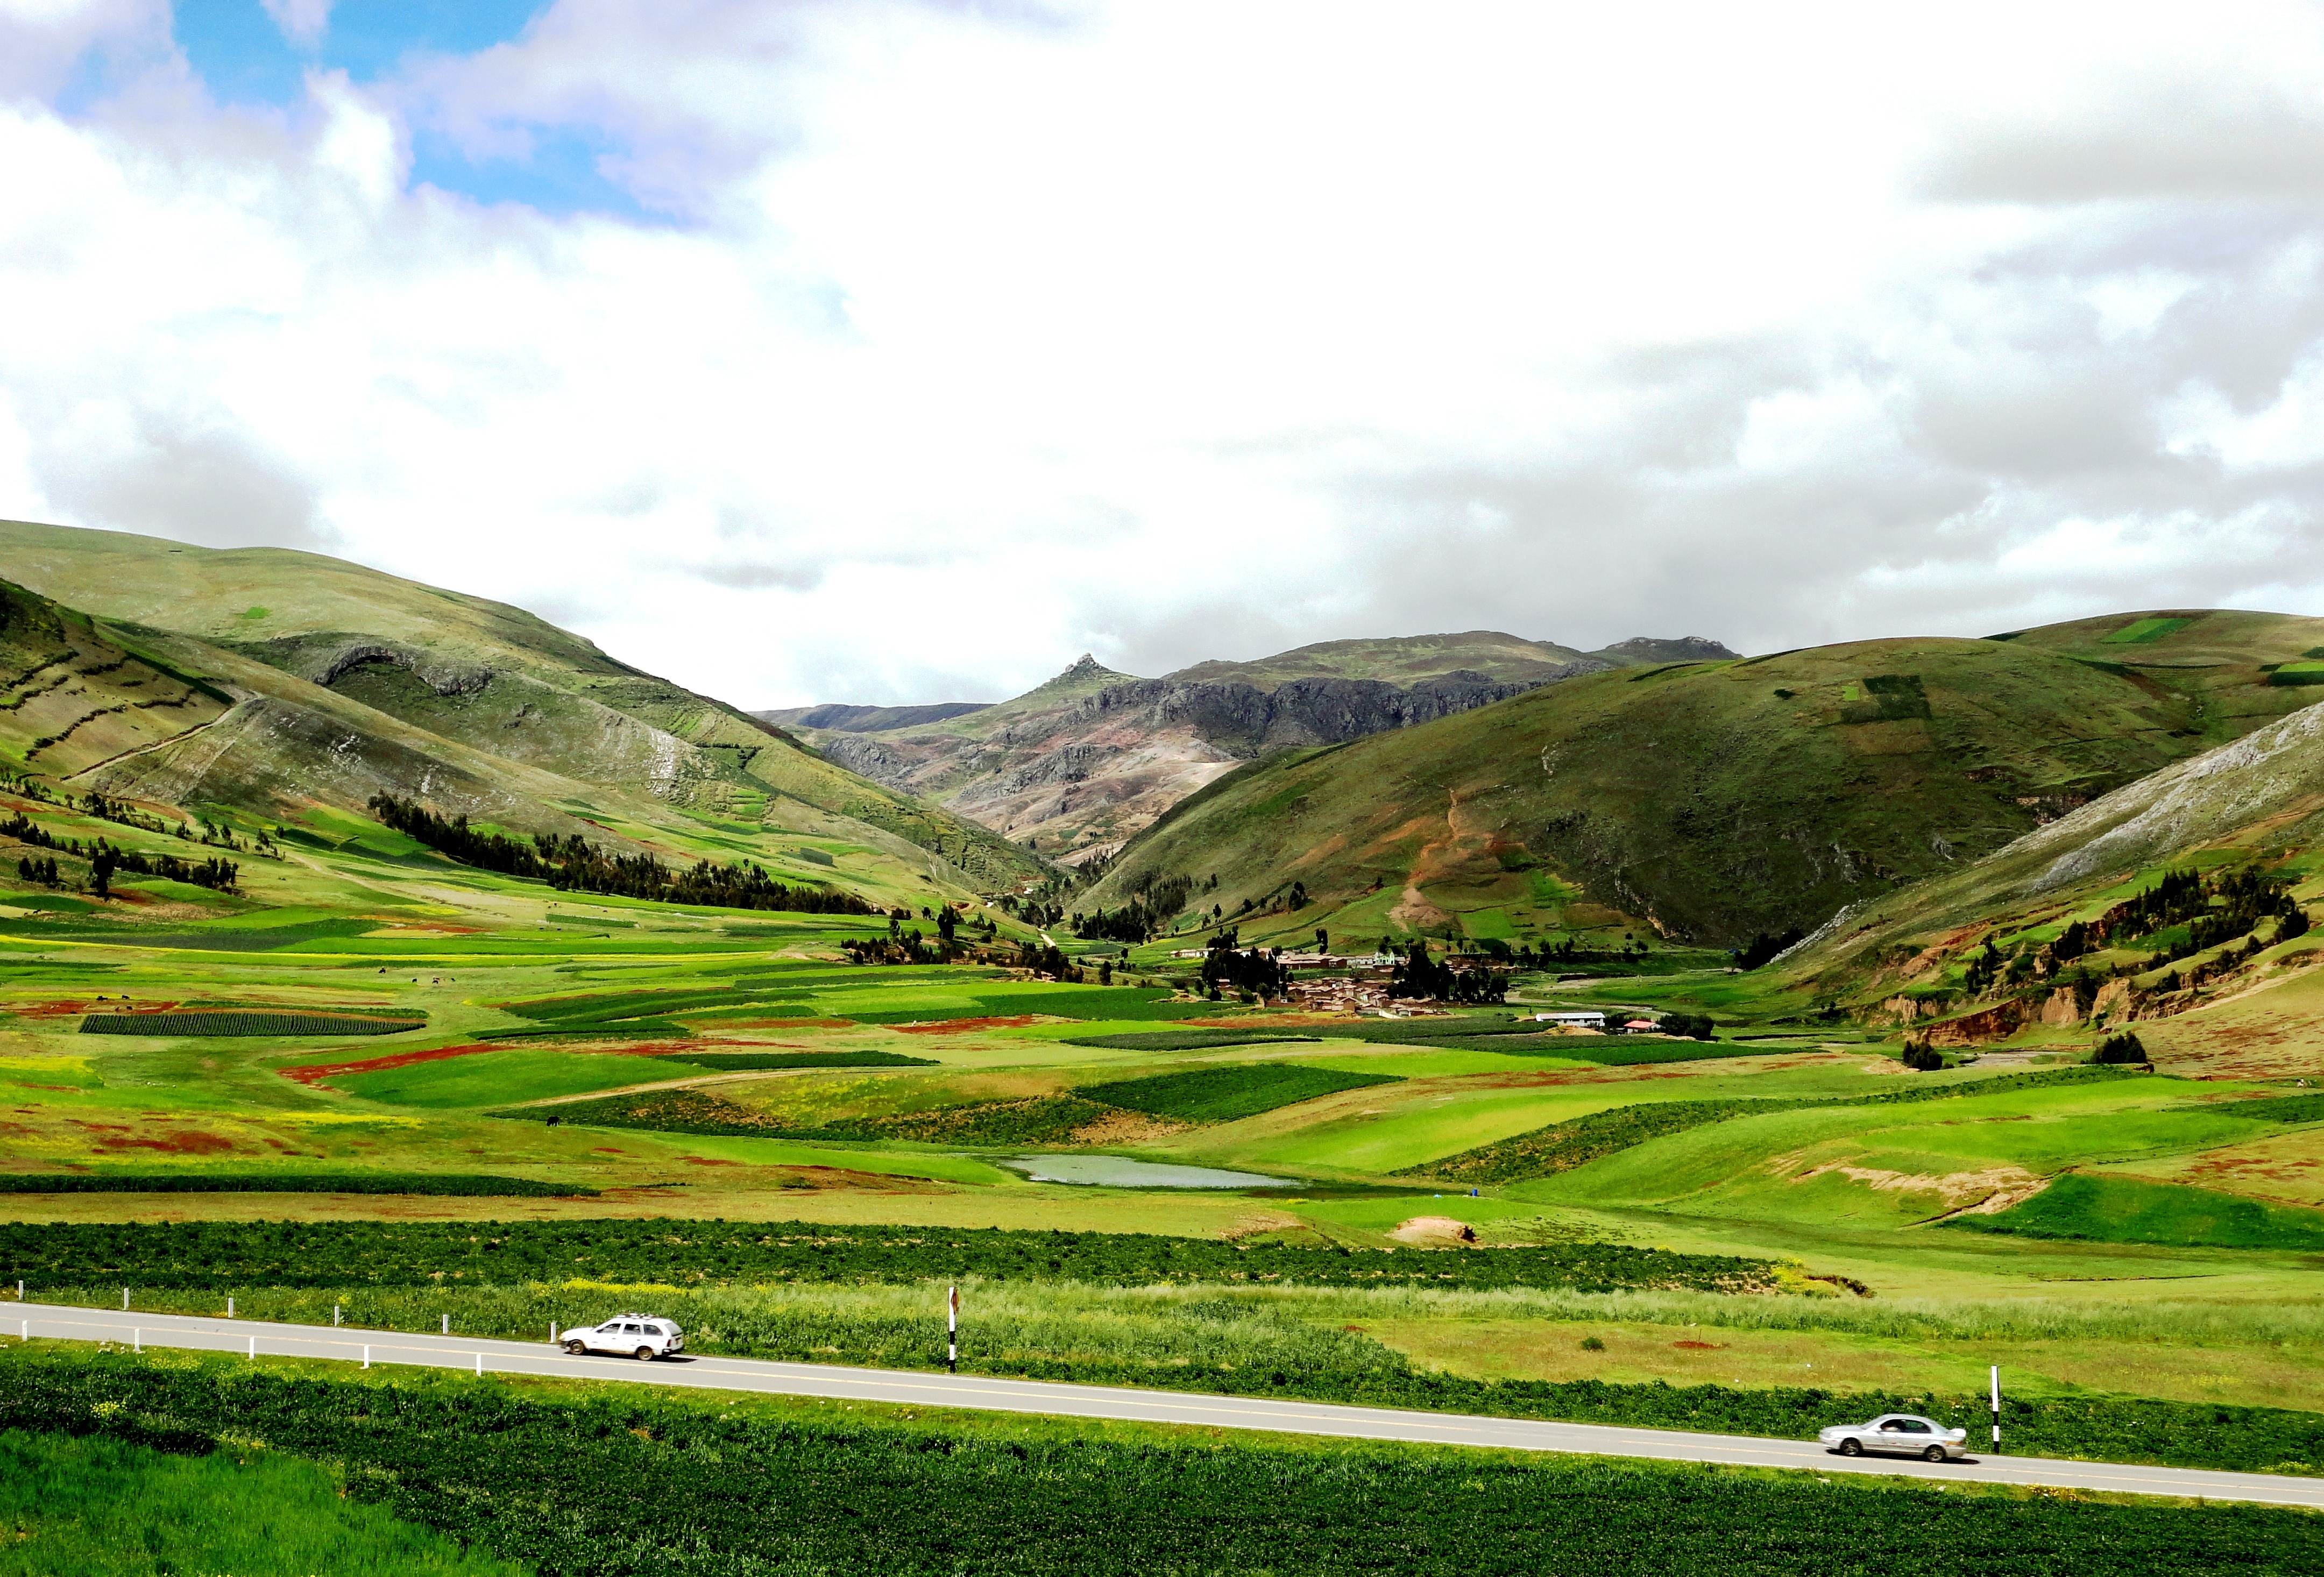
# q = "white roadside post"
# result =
<box><xmin>363</xmin><ymin>1345</ymin><xmax>371</xmax><ymax>1369</ymax></box>
<box><xmin>122</xmin><ymin>1287</ymin><xmax>129</xmax><ymax>1311</ymax></box>
<box><xmin>1990</xmin><ymin>1365</ymin><xmax>2002</xmax><ymax>1453</ymax></box>
<box><xmin>475</xmin><ymin>1352</ymin><xmax>483</xmax><ymax>1377</ymax></box>
<box><xmin>133</xmin><ymin>1329</ymin><xmax>139</xmax><ymax>1354</ymax></box>
<box><xmin>227</xmin><ymin>1297</ymin><xmax>234</xmax><ymax>1318</ymax></box>
<box><xmin>947</xmin><ymin>1285</ymin><xmax>959</xmax><ymax>1374</ymax></box>
<box><xmin>333</xmin><ymin>1305</ymin><xmax>341</xmax><ymax>1327</ymax></box>
<box><xmin>441</xmin><ymin>1314</ymin><xmax>449</xmax><ymax>1336</ymax></box>
<box><xmin>247</xmin><ymin>1336</ymin><xmax>255</xmax><ymax>1361</ymax></box>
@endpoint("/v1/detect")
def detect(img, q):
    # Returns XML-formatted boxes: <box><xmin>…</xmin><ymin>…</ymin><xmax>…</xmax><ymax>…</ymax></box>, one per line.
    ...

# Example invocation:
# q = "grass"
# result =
<box><xmin>1076</xmin><ymin>1063</ymin><xmax>1401</xmax><ymax>1123</ymax></box>
<box><xmin>0</xmin><ymin>1173</ymin><xmax>595</xmax><ymax>1197</ymax></box>
<box><xmin>11</xmin><ymin>1349</ymin><xmax>2323</xmax><ymax>1576</ymax></box>
<box><xmin>2101</xmin><ymin>616</ymin><xmax>2199</xmax><ymax>645</ymax></box>
<box><xmin>0</xmin><ymin>1428</ymin><xmax>530</xmax><ymax>1576</ymax></box>
<box><xmin>325</xmin><ymin>1048</ymin><xmax>673</xmax><ymax>1108</ymax></box>
<box><xmin>1952</xmin><ymin>1173</ymin><xmax>2324</xmax><ymax>1251</ymax></box>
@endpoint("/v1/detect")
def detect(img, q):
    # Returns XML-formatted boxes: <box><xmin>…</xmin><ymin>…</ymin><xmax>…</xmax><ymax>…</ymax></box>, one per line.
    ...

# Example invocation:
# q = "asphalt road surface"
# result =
<box><xmin>13</xmin><ymin>1299</ymin><xmax>2320</xmax><ymax>1509</ymax></box>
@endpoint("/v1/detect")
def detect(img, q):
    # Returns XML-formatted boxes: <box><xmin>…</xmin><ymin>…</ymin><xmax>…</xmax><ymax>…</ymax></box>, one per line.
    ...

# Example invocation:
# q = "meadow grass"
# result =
<box><xmin>0</xmin><ymin>1428</ymin><xmax>530</xmax><ymax>1576</ymax></box>
<box><xmin>1954</xmin><ymin>1173</ymin><xmax>2324</xmax><ymax>1250</ymax></box>
<box><xmin>329</xmin><ymin>1048</ymin><xmax>670</xmax><ymax>1107</ymax></box>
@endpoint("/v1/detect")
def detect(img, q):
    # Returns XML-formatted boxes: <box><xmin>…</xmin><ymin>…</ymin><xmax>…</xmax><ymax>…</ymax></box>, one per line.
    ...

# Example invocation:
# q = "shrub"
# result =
<box><xmin>1900</xmin><ymin>1038</ymin><xmax>1944</xmax><ymax>1071</ymax></box>
<box><xmin>2093</xmin><ymin>1032</ymin><xmax>2149</xmax><ymax>1066</ymax></box>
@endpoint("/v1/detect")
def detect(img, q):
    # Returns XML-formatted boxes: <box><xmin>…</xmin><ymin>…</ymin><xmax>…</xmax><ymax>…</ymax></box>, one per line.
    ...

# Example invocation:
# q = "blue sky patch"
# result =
<box><xmin>168</xmin><ymin>2</ymin><xmax>649</xmax><ymax>216</ymax></box>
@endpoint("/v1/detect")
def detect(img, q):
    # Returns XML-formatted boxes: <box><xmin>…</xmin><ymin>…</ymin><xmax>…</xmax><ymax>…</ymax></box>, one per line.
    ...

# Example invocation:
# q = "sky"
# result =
<box><xmin>6</xmin><ymin>3</ymin><xmax>2324</xmax><ymax>707</ymax></box>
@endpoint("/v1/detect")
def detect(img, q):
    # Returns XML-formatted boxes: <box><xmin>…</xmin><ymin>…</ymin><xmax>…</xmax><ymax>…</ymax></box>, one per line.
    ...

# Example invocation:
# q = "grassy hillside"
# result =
<box><xmin>1084</xmin><ymin>613</ymin><xmax>2324</xmax><ymax>949</ymax></box>
<box><xmin>0</xmin><ymin>521</ymin><xmax>1044</xmax><ymax>891</ymax></box>
<box><xmin>1165</xmin><ymin>630</ymin><xmax>1605</xmax><ymax>690</ymax></box>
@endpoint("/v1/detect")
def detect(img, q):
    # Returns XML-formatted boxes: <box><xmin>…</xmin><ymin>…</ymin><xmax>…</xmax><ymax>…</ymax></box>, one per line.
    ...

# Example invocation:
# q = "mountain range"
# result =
<box><xmin>759</xmin><ymin>632</ymin><xmax>1739</xmax><ymax>861</ymax></box>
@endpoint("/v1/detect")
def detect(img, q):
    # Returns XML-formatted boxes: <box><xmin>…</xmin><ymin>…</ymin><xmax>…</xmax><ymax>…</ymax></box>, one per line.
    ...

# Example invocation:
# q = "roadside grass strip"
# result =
<box><xmin>8</xmin><ymin>1352</ymin><xmax>2322</xmax><ymax>1576</ymax></box>
<box><xmin>0</xmin><ymin>1173</ymin><xmax>596</xmax><ymax>1197</ymax></box>
<box><xmin>80</xmin><ymin>1010</ymin><xmax>426</xmax><ymax>1037</ymax></box>
<box><xmin>0</xmin><ymin>1427</ymin><xmax>527</xmax><ymax>1577</ymax></box>
<box><xmin>1078</xmin><ymin>1063</ymin><xmax>1401</xmax><ymax>1124</ymax></box>
<box><xmin>1948</xmin><ymin>1173</ymin><xmax>2324</xmax><ymax>1252</ymax></box>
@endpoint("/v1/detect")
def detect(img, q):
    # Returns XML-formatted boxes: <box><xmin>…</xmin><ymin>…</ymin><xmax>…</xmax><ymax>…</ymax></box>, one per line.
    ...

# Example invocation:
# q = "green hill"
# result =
<box><xmin>0</xmin><ymin>521</ymin><xmax>1043</xmax><ymax>893</ymax></box>
<box><xmin>1083</xmin><ymin>612</ymin><xmax>2324</xmax><ymax>949</ymax></box>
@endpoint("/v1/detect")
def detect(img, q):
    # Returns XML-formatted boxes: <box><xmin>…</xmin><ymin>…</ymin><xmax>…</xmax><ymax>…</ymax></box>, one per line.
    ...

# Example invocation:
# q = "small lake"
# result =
<box><xmin>1003</xmin><ymin>1155</ymin><xmax>1294</xmax><ymax>1189</ymax></box>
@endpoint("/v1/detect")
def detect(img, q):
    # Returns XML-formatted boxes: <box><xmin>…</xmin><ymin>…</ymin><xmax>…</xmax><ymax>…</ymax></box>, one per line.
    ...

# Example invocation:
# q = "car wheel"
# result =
<box><xmin>1837</xmin><ymin>1439</ymin><xmax>1861</xmax><ymax>1457</ymax></box>
<box><xmin>635</xmin><ymin>1346</ymin><xmax>656</xmax><ymax>1361</ymax></box>
<box><xmin>1923</xmin><ymin>1446</ymin><xmax>1946</xmax><ymax>1463</ymax></box>
<box><xmin>563</xmin><ymin>1339</ymin><xmax>586</xmax><ymax>1355</ymax></box>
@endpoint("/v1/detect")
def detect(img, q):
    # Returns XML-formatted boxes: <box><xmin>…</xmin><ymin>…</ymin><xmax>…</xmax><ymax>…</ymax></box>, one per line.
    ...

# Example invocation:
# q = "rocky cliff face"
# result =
<box><xmin>775</xmin><ymin>633</ymin><xmax>1732</xmax><ymax>862</ymax></box>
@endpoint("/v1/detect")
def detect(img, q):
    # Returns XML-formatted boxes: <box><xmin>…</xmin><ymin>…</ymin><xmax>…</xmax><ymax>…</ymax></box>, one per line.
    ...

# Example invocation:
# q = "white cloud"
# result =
<box><xmin>4</xmin><ymin>1</ymin><xmax>2324</xmax><ymax>704</ymax></box>
<box><xmin>258</xmin><ymin>0</ymin><xmax>330</xmax><ymax>51</ymax></box>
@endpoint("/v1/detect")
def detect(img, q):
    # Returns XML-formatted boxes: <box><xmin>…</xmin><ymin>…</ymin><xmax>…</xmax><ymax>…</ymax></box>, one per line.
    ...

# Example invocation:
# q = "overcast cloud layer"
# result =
<box><xmin>6</xmin><ymin>1</ymin><xmax>2324</xmax><ymax>705</ymax></box>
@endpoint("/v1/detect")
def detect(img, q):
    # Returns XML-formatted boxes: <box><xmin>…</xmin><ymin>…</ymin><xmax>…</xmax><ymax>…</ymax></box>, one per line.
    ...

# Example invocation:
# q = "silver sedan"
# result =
<box><xmin>1818</xmin><ymin>1413</ymin><xmax>1970</xmax><ymax>1461</ymax></box>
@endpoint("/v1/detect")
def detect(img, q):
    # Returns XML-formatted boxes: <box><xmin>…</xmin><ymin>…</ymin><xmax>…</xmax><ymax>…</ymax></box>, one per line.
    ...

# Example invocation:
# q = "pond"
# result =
<box><xmin>1003</xmin><ymin>1154</ymin><xmax>1295</xmax><ymax>1189</ymax></box>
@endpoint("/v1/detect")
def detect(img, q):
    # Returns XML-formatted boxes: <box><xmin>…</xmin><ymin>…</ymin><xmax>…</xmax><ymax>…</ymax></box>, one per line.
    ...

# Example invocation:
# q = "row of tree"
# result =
<box><xmin>366</xmin><ymin>793</ymin><xmax>875</xmax><ymax>916</ymax></box>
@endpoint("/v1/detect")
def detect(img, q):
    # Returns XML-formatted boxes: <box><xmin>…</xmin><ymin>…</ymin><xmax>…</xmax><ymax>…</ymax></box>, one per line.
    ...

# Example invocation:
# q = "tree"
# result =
<box><xmin>89</xmin><ymin>846</ymin><xmax>118</xmax><ymax>899</ymax></box>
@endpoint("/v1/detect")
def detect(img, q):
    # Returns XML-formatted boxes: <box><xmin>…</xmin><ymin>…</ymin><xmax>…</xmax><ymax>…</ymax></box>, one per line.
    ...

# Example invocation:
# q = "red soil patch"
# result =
<box><xmin>279</xmin><ymin>1043</ymin><xmax>501</xmax><ymax>1086</ymax></box>
<box><xmin>684</xmin><ymin>1156</ymin><xmax>740</xmax><ymax>1166</ymax></box>
<box><xmin>895</xmin><ymin>1015</ymin><xmax>1038</xmax><ymax>1034</ymax></box>
<box><xmin>759</xmin><ymin>1018</ymin><xmax>858</xmax><ymax>1029</ymax></box>
<box><xmin>86</xmin><ymin>1127</ymin><xmax>235</xmax><ymax>1155</ymax></box>
<box><xmin>1673</xmin><ymin>1340</ymin><xmax>1720</xmax><ymax>1350</ymax></box>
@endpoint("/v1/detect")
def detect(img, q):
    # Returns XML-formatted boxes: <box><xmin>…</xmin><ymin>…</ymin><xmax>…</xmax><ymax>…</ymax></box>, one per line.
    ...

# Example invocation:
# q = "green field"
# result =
<box><xmin>4</xmin><ymin>534</ymin><xmax>2324</xmax><ymax>1568</ymax></box>
<box><xmin>1954</xmin><ymin>1173</ymin><xmax>2324</xmax><ymax>1251</ymax></box>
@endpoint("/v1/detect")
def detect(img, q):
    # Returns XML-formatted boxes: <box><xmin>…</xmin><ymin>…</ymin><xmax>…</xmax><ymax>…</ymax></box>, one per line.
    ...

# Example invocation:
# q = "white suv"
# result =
<box><xmin>561</xmin><ymin>1312</ymin><xmax>685</xmax><ymax>1360</ymax></box>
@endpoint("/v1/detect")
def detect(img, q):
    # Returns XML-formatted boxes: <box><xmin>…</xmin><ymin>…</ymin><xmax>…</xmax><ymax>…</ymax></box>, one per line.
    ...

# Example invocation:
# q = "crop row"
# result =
<box><xmin>79</xmin><ymin>1011</ymin><xmax>424</xmax><ymax>1038</ymax></box>
<box><xmin>0</xmin><ymin>1217</ymin><xmax>1779</xmax><ymax>1294</ymax></box>
<box><xmin>649</xmin><ymin>1049</ymin><xmax>934</xmax><ymax>1071</ymax></box>
<box><xmin>1078</xmin><ymin>1062</ymin><xmax>1399</xmax><ymax>1123</ymax></box>
<box><xmin>5</xmin><ymin>1349</ymin><xmax>2316</xmax><ymax>1574</ymax></box>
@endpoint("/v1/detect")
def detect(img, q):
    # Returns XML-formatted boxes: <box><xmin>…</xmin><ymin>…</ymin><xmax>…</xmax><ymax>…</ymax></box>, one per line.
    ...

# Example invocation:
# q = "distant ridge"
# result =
<box><xmin>757</xmin><ymin>701</ymin><xmax>992</xmax><ymax>734</ymax></box>
<box><xmin>1589</xmin><ymin>636</ymin><xmax>1739</xmax><ymax>666</ymax></box>
<box><xmin>769</xmin><ymin>629</ymin><xmax>1734</xmax><ymax>859</ymax></box>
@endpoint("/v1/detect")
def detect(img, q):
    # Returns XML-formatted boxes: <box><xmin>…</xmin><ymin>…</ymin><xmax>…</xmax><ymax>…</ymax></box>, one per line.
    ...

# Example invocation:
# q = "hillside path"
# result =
<box><xmin>15</xmin><ymin>1301</ymin><xmax>2322</xmax><ymax>1509</ymax></box>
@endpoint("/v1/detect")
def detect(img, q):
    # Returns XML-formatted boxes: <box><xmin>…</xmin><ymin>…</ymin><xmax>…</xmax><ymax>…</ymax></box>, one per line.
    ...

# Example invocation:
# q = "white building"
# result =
<box><xmin>1530</xmin><ymin>1010</ymin><xmax>1606</xmax><ymax>1028</ymax></box>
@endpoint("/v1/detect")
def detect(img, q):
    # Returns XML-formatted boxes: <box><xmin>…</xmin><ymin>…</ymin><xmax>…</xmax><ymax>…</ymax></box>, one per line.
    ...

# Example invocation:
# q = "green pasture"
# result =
<box><xmin>1957</xmin><ymin>1173</ymin><xmax>2324</xmax><ymax>1251</ymax></box>
<box><xmin>324</xmin><ymin>1047</ymin><xmax>671</xmax><ymax>1108</ymax></box>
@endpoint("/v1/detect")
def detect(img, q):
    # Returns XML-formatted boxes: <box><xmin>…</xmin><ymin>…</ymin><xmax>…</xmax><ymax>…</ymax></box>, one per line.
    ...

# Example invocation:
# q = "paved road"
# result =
<box><xmin>12</xmin><ymin>1301</ymin><xmax>2320</xmax><ymax>1509</ymax></box>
